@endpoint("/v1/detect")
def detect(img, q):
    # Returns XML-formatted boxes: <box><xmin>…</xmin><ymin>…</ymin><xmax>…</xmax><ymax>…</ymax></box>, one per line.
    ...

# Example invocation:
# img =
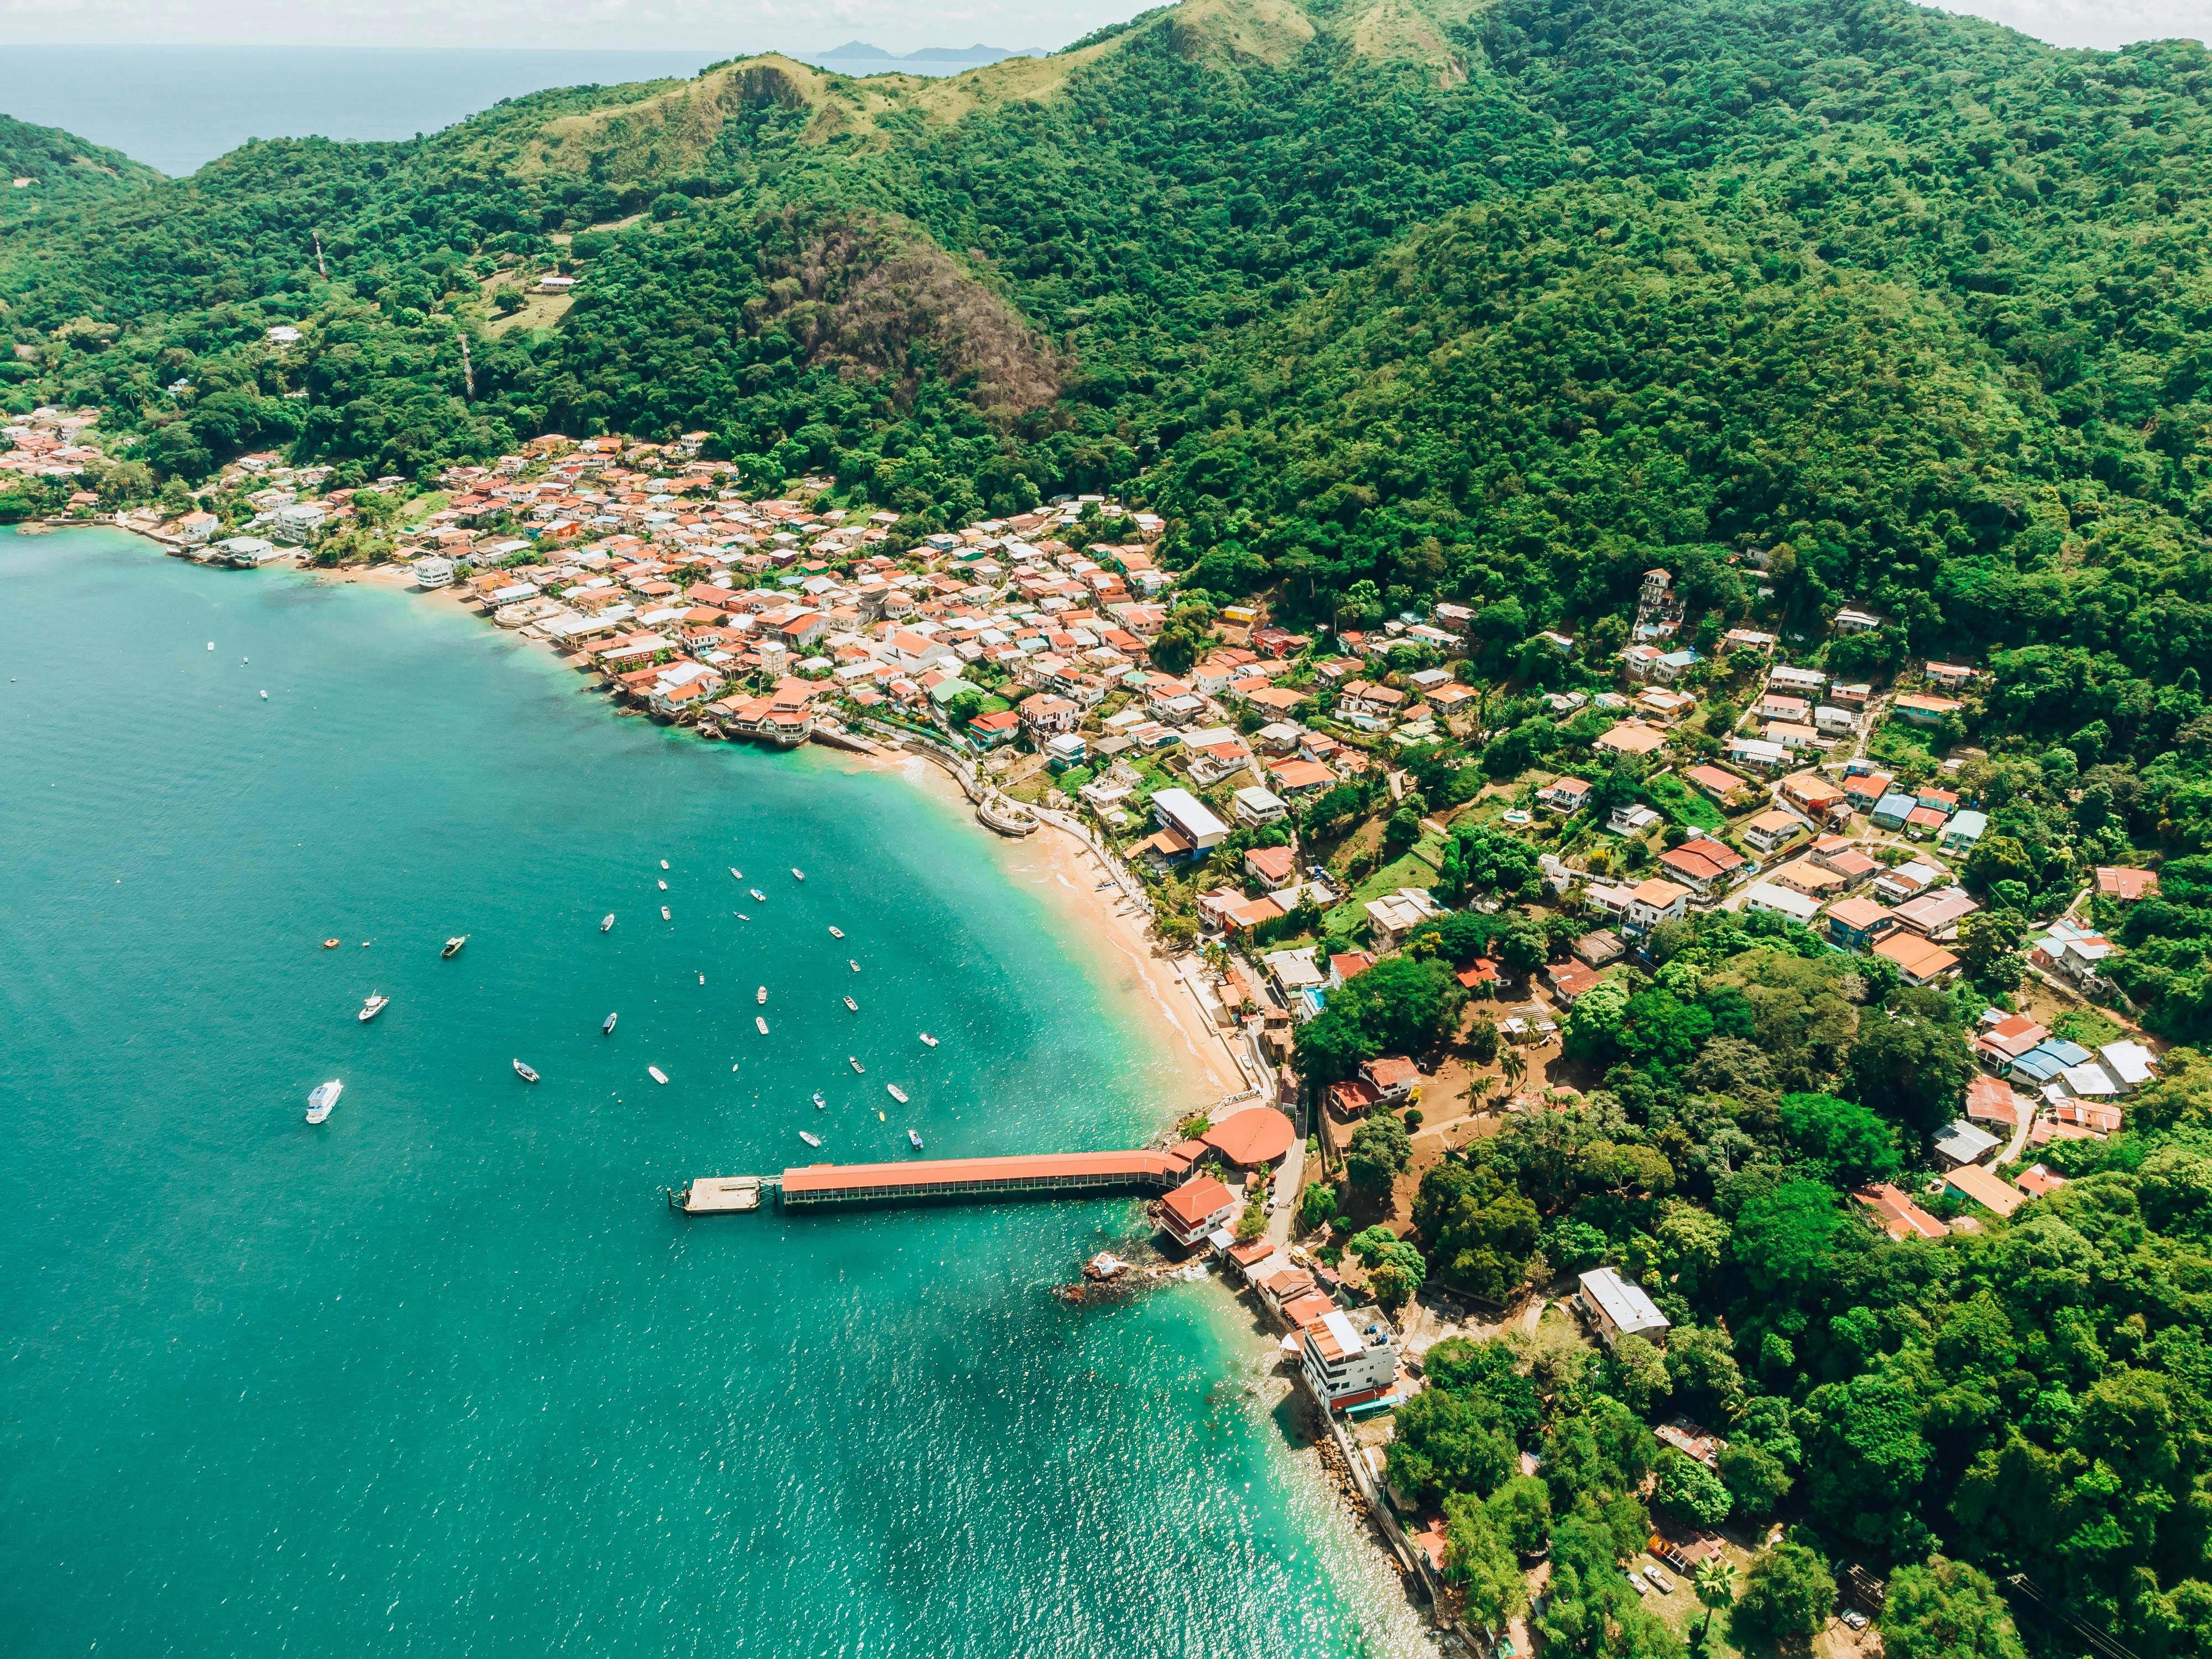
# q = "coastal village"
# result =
<box><xmin>17</xmin><ymin>406</ymin><xmax>2178</xmax><ymax>1656</ymax></box>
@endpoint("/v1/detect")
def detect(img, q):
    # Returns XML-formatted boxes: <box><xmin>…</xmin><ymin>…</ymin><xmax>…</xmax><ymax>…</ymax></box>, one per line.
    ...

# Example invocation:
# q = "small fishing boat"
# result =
<box><xmin>844</xmin><ymin>996</ymin><xmax>859</xmax><ymax>1013</ymax></box>
<box><xmin>441</xmin><ymin>935</ymin><xmax>467</xmax><ymax>958</ymax></box>
<box><xmin>660</xmin><ymin>859</ymin><xmax>669</xmax><ymax>870</ymax></box>
<box><xmin>756</xmin><ymin>986</ymin><xmax>767</xmax><ymax>1004</ymax></box>
<box><xmin>791</xmin><ymin>868</ymin><xmax>805</xmax><ymax>881</ymax></box>
<box><xmin>848</xmin><ymin>1056</ymin><xmax>865</xmax><ymax>1074</ymax></box>
<box><xmin>812</xmin><ymin>1091</ymin><xmax>826</xmax><ymax>1109</ymax></box>
<box><xmin>658</xmin><ymin>879</ymin><xmax>667</xmax><ymax>891</ymax></box>
<box><xmin>358</xmin><ymin>993</ymin><xmax>389</xmax><ymax>1022</ymax></box>
<box><xmin>305</xmin><ymin>1079</ymin><xmax>342</xmax><ymax>1124</ymax></box>
<box><xmin>800</xmin><ymin>1130</ymin><xmax>822</xmax><ymax>1149</ymax></box>
<box><xmin>513</xmin><ymin>1058</ymin><xmax>540</xmax><ymax>1083</ymax></box>
<box><xmin>907</xmin><ymin>1128</ymin><xmax>924</xmax><ymax>1151</ymax></box>
<box><xmin>735</xmin><ymin>912</ymin><xmax>750</xmax><ymax>921</ymax></box>
<box><xmin>601</xmin><ymin>914</ymin><xmax>614</xmax><ymax>932</ymax></box>
<box><xmin>660</xmin><ymin>905</ymin><xmax>671</xmax><ymax>921</ymax></box>
<box><xmin>919</xmin><ymin>1032</ymin><xmax>938</xmax><ymax>1047</ymax></box>
<box><xmin>603</xmin><ymin>1012</ymin><xmax>617</xmax><ymax>1035</ymax></box>
<box><xmin>828</xmin><ymin>926</ymin><xmax>844</xmax><ymax>939</ymax></box>
<box><xmin>696</xmin><ymin>972</ymin><xmax>705</xmax><ymax>985</ymax></box>
<box><xmin>322</xmin><ymin>937</ymin><xmax>340</xmax><ymax>949</ymax></box>
<box><xmin>749</xmin><ymin>888</ymin><xmax>766</xmax><ymax>902</ymax></box>
<box><xmin>886</xmin><ymin>1084</ymin><xmax>909</xmax><ymax>1104</ymax></box>
<box><xmin>729</xmin><ymin>867</ymin><xmax>743</xmax><ymax>880</ymax></box>
<box><xmin>259</xmin><ymin>690</ymin><xmax>268</xmax><ymax>700</ymax></box>
<box><xmin>207</xmin><ymin>642</ymin><xmax>214</xmax><ymax>651</ymax></box>
<box><xmin>755</xmin><ymin>1016</ymin><xmax>770</xmax><ymax>1035</ymax></box>
<box><xmin>878</xmin><ymin>1109</ymin><xmax>886</xmax><ymax>1121</ymax></box>
<box><xmin>648</xmin><ymin>1065</ymin><xmax>668</xmax><ymax>1085</ymax></box>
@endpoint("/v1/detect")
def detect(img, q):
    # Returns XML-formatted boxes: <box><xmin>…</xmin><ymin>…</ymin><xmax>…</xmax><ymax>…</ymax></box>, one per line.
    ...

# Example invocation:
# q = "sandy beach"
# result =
<box><xmin>838</xmin><ymin>745</ymin><xmax>1252</xmax><ymax>1119</ymax></box>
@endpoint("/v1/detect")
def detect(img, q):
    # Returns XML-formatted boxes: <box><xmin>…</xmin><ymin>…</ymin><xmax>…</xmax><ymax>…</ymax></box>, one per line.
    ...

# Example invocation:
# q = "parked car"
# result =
<box><xmin>1642</xmin><ymin>1564</ymin><xmax>1674</xmax><ymax>1593</ymax></box>
<box><xmin>1841</xmin><ymin>1609</ymin><xmax>1869</xmax><ymax>1631</ymax></box>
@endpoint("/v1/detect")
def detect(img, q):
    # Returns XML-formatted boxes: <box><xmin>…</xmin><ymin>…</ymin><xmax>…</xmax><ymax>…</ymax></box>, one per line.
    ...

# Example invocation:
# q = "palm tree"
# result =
<box><xmin>1500</xmin><ymin>1046</ymin><xmax>1527</xmax><ymax>1097</ymax></box>
<box><xmin>1691</xmin><ymin>1557</ymin><xmax>1736</xmax><ymax>1650</ymax></box>
<box><xmin>1469</xmin><ymin>1075</ymin><xmax>1498</xmax><ymax>1114</ymax></box>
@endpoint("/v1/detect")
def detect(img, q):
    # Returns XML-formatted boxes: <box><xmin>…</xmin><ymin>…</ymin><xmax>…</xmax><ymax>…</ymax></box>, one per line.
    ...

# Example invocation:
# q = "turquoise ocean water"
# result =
<box><xmin>0</xmin><ymin>528</ymin><xmax>1422</xmax><ymax>1658</ymax></box>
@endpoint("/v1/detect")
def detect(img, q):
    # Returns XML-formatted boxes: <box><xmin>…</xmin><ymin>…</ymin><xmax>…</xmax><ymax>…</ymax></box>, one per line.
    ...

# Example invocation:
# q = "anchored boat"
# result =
<box><xmin>844</xmin><ymin>995</ymin><xmax>859</xmax><ymax>1013</ymax></box>
<box><xmin>919</xmin><ymin>1032</ymin><xmax>938</xmax><ymax>1047</ymax></box>
<box><xmin>513</xmin><ymin>1058</ymin><xmax>540</xmax><ymax>1083</ymax></box>
<box><xmin>749</xmin><ymin>888</ymin><xmax>766</xmax><ymax>902</ymax></box>
<box><xmin>800</xmin><ymin>1130</ymin><xmax>822</xmax><ymax>1148</ymax></box>
<box><xmin>603</xmin><ymin>1012</ymin><xmax>617</xmax><ymax>1035</ymax></box>
<box><xmin>358</xmin><ymin>993</ymin><xmax>388</xmax><ymax>1022</ymax></box>
<box><xmin>848</xmin><ymin>1055</ymin><xmax>865</xmax><ymax>1074</ymax></box>
<box><xmin>812</xmin><ymin>1091</ymin><xmax>827</xmax><ymax>1109</ymax></box>
<box><xmin>791</xmin><ymin>868</ymin><xmax>805</xmax><ymax>881</ymax></box>
<box><xmin>848</xmin><ymin>959</ymin><xmax>860</xmax><ymax>973</ymax></box>
<box><xmin>660</xmin><ymin>905</ymin><xmax>671</xmax><ymax>921</ymax></box>
<box><xmin>755</xmin><ymin>1016</ymin><xmax>770</xmax><ymax>1035</ymax></box>
<box><xmin>442</xmin><ymin>935</ymin><xmax>467</xmax><ymax>958</ymax></box>
<box><xmin>756</xmin><ymin>986</ymin><xmax>767</xmax><ymax>1004</ymax></box>
<box><xmin>601</xmin><ymin>913</ymin><xmax>614</xmax><ymax>932</ymax></box>
<box><xmin>648</xmin><ymin>1065</ymin><xmax>668</xmax><ymax>1085</ymax></box>
<box><xmin>828</xmin><ymin>926</ymin><xmax>844</xmax><ymax>939</ymax></box>
<box><xmin>305</xmin><ymin>1079</ymin><xmax>342</xmax><ymax>1124</ymax></box>
<box><xmin>886</xmin><ymin>1084</ymin><xmax>909</xmax><ymax>1104</ymax></box>
<box><xmin>907</xmin><ymin>1128</ymin><xmax>924</xmax><ymax>1151</ymax></box>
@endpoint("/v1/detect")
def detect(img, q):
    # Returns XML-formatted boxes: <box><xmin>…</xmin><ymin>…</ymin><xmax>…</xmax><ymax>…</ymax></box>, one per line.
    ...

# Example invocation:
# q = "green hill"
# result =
<box><xmin>0</xmin><ymin>113</ymin><xmax>161</xmax><ymax>229</ymax></box>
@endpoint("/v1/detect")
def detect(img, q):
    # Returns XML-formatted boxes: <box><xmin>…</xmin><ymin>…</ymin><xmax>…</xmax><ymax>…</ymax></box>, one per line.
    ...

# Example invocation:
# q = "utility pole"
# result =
<box><xmin>312</xmin><ymin>231</ymin><xmax>327</xmax><ymax>281</ymax></box>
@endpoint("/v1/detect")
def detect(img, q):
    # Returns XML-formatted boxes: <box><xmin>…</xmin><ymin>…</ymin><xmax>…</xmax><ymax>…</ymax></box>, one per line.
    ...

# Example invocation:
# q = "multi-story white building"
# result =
<box><xmin>1299</xmin><ymin>1309</ymin><xmax>1402</xmax><ymax>1410</ymax></box>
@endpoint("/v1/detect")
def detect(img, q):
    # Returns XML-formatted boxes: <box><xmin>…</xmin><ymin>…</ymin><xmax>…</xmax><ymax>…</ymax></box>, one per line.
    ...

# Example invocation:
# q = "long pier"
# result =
<box><xmin>675</xmin><ymin>1149</ymin><xmax>1187</xmax><ymax>1213</ymax></box>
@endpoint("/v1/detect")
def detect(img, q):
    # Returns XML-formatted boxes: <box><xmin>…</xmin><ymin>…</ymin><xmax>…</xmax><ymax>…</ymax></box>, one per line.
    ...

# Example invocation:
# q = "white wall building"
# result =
<box><xmin>1300</xmin><ymin>1310</ymin><xmax>1402</xmax><ymax>1409</ymax></box>
<box><xmin>1151</xmin><ymin>787</ymin><xmax>1230</xmax><ymax>851</ymax></box>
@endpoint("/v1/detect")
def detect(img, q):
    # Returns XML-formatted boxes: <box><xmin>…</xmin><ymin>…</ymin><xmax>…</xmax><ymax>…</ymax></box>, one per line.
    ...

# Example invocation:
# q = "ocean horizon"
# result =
<box><xmin>0</xmin><ymin>45</ymin><xmax>1016</xmax><ymax>177</ymax></box>
<box><xmin>0</xmin><ymin>525</ymin><xmax>1426</xmax><ymax>1658</ymax></box>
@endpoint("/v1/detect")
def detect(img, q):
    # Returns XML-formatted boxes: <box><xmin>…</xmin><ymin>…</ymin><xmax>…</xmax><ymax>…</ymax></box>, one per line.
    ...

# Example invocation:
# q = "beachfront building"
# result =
<box><xmin>1149</xmin><ymin>787</ymin><xmax>1229</xmax><ymax>853</ymax></box>
<box><xmin>1158</xmin><ymin>1176</ymin><xmax>1238</xmax><ymax>1250</ymax></box>
<box><xmin>1298</xmin><ymin>1309</ymin><xmax>1403</xmax><ymax>1410</ymax></box>
<box><xmin>1577</xmin><ymin>1268</ymin><xmax>1670</xmax><ymax>1349</ymax></box>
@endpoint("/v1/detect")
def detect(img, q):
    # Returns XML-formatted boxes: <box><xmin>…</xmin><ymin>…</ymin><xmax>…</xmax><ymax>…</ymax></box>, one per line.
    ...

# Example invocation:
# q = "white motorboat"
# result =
<box><xmin>441</xmin><ymin>935</ymin><xmax>467</xmax><ymax>958</ymax></box>
<box><xmin>791</xmin><ymin>868</ymin><xmax>805</xmax><ymax>881</ymax></box>
<box><xmin>907</xmin><ymin>1128</ymin><xmax>924</xmax><ymax>1150</ymax></box>
<box><xmin>749</xmin><ymin>888</ymin><xmax>766</xmax><ymax>902</ymax></box>
<box><xmin>756</xmin><ymin>986</ymin><xmax>767</xmax><ymax>1004</ymax></box>
<box><xmin>844</xmin><ymin>996</ymin><xmax>858</xmax><ymax>1013</ymax></box>
<box><xmin>848</xmin><ymin>1056</ymin><xmax>865</xmax><ymax>1073</ymax></box>
<box><xmin>755</xmin><ymin>1016</ymin><xmax>770</xmax><ymax>1035</ymax></box>
<box><xmin>660</xmin><ymin>905</ymin><xmax>671</xmax><ymax>921</ymax></box>
<box><xmin>601</xmin><ymin>913</ymin><xmax>614</xmax><ymax>931</ymax></box>
<box><xmin>603</xmin><ymin>1012</ymin><xmax>617</xmax><ymax>1035</ymax></box>
<box><xmin>730</xmin><ymin>867</ymin><xmax>743</xmax><ymax>880</ymax></box>
<box><xmin>305</xmin><ymin>1079</ymin><xmax>342</xmax><ymax>1123</ymax></box>
<box><xmin>358</xmin><ymin>993</ymin><xmax>388</xmax><ymax>1022</ymax></box>
<box><xmin>513</xmin><ymin>1058</ymin><xmax>539</xmax><ymax>1083</ymax></box>
<box><xmin>648</xmin><ymin>1065</ymin><xmax>669</xmax><ymax>1084</ymax></box>
<box><xmin>886</xmin><ymin>1084</ymin><xmax>909</xmax><ymax>1104</ymax></box>
<box><xmin>827</xmin><ymin>926</ymin><xmax>844</xmax><ymax>939</ymax></box>
<box><xmin>658</xmin><ymin>879</ymin><xmax>667</xmax><ymax>890</ymax></box>
<box><xmin>800</xmin><ymin>1130</ymin><xmax>822</xmax><ymax>1148</ymax></box>
<box><xmin>848</xmin><ymin>959</ymin><xmax>860</xmax><ymax>973</ymax></box>
<box><xmin>812</xmin><ymin>1091</ymin><xmax>826</xmax><ymax>1109</ymax></box>
<box><xmin>919</xmin><ymin>1032</ymin><xmax>938</xmax><ymax>1047</ymax></box>
<box><xmin>660</xmin><ymin>860</ymin><xmax>669</xmax><ymax>870</ymax></box>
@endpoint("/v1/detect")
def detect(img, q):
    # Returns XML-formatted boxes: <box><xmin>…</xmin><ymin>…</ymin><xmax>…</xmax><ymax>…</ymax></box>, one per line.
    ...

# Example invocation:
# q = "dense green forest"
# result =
<box><xmin>0</xmin><ymin>114</ymin><xmax>161</xmax><ymax>229</ymax></box>
<box><xmin>1387</xmin><ymin>911</ymin><xmax>2212</xmax><ymax>1659</ymax></box>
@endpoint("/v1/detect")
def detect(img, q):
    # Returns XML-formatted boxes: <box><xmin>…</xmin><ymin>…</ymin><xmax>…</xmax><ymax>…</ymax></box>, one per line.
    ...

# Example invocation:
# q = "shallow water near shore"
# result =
<box><xmin>0</xmin><ymin>528</ymin><xmax>1425</xmax><ymax>1658</ymax></box>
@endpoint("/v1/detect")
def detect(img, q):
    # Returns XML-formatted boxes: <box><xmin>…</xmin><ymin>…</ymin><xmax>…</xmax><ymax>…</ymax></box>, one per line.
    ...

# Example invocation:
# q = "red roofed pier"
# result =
<box><xmin>778</xmin><ymin>1149</ymin><xmax>1181</xmax><ymax>1207</ymax></box>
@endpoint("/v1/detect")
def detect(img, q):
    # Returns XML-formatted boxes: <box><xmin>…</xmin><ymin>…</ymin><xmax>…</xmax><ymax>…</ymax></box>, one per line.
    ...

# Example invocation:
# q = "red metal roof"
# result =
<box><xmin>781</xmin><ymin>1150</ymin><xmax>1176</xmax><ymax>1195</ymax></box>
<box><xmin>1200</xmin><ymin>1107</ymin><xmax>1296</xmax><ymax>1167</ymax></box>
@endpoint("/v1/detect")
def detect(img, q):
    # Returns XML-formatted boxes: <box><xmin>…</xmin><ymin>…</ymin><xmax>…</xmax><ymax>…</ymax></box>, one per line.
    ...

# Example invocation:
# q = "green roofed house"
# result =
<box><xmin>968</xmin><ymin>709</ymin><xmax>1021</xmax><ymax>748</ymax></box>
<box><xmin>1940</xmin><ymin>810</ymin><xmax>1989</xmax><ymax>854</ymax></box>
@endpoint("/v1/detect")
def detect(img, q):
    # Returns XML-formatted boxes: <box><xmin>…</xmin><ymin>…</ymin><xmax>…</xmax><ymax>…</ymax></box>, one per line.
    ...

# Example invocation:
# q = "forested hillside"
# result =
<box><xmin>0</xmin><ymin>114</ymin><xmax>161</xmax><ymax>229</ymax></box>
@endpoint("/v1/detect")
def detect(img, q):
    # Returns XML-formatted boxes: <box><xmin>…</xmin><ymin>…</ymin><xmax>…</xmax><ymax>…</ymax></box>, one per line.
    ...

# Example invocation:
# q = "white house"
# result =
<box><xmin>1150</xmin><ymin>787</ymin><xmax>1230</xmax><ymax>852</ymax></box>
<box><xmin>1622</xmin><ymin>879</ymin><xmax>1692</xmax><ymax>938</ymax></box>
<box><xmin>1232</xmin><ymin>786</ymin><xmax>1290</xmax><ymax>827</ymax></box>
<box><xmin>1578</xmin><ymin>1268</ymin><xmax>1670</xmax><ymax>1349</ymax></box>
<box><xmin>1300</xmin><ymin>1309</ymin><xmax>1402</xmax><ymax>1410</ymax></box>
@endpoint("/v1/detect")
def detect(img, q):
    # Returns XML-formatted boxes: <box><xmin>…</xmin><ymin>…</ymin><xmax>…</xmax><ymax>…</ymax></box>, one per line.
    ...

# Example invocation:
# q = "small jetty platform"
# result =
<box><xmin>670</xmin><ymin>1175</ymin><xmax>773</xmax><ymax>1213</ymax></box>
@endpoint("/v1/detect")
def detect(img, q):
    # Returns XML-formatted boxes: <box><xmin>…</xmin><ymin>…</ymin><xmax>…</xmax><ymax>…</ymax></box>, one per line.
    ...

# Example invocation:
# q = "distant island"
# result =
<box><xmin>803</xmin><ymin>41</ymin><xmax>1045</xmax><ymax>65</ymax></box>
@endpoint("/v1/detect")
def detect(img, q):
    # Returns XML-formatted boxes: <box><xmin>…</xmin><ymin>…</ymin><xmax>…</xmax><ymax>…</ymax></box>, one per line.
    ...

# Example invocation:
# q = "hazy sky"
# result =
<box><xmin>0</xmin><ymin>0</ymin><xmax>2199</xmax><ymax>54</ymax></box>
